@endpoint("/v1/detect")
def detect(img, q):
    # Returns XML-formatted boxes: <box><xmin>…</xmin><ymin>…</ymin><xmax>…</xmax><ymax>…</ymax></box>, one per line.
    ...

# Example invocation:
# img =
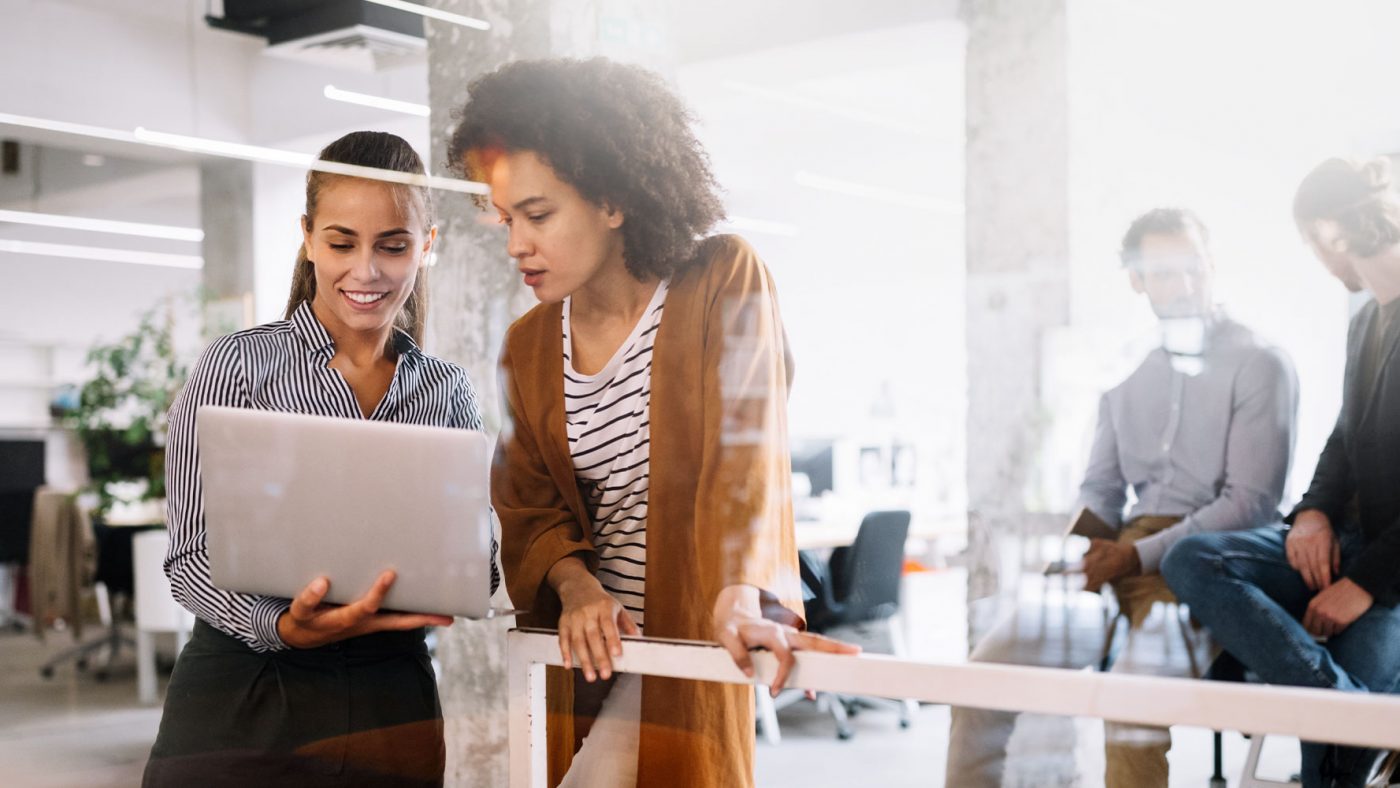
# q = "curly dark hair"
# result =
<box><xmin>447</xmin><ymin>57</ymin><xmax>726</xmax><ymax>280</ymax></box>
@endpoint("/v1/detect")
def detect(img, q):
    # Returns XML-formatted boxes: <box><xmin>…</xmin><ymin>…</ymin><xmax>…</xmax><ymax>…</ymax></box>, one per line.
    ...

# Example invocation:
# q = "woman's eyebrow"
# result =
<box><xmin>322</xmin><ymin>224</ymin><xmax>411</xmax><ymax>238</ymax></box>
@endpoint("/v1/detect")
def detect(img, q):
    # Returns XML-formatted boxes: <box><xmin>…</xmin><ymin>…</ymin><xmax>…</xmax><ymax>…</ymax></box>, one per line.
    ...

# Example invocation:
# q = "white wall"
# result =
<box><xmin>1</xmin><ymin>0</ymin><xmax>436</xmax><ymax>342</ymax></box>
<box><xmin>1047</xmin><ymin>0</ymin><xmax>1400</xmax><ymax>510</ymax></box>
<box><xmin>679</xmin><ymin>22</ymin><xmax>968</xmax><ymax>518</ymax></box>
<box><xmin>2</xmin><ymin>0</ymin><xmax>430</xmax><ymax>147</ymax></box>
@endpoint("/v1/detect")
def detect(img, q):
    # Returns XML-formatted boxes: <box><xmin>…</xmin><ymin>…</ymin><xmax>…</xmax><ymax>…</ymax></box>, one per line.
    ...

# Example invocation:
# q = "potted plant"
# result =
<box><xmin>62</xmin><ymin>300</ymin><xmax>189</xmax><ymax>523</ymax></box>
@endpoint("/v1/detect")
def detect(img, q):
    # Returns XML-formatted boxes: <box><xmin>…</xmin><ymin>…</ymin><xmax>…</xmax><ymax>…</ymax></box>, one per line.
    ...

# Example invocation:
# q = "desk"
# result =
<box><xmin>91</xmin><ymin>516</ymin><xmax>161</xmax><ymax>598</ymax></box>
<box><xmin>89</xmin><ymin>514</ymin><xmax>182</xmax><ymax>701</ymax></box>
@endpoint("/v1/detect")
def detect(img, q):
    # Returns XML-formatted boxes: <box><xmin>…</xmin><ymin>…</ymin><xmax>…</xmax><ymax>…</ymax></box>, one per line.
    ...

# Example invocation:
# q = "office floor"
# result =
<box><xmin>0</xmin><ymin>628</ymin><xmax>160</xmax><ymax>787</ymax></box>
<box><xmin>0</xmin><ymin>570</ymin><xmax>1299</xmax><ymax>787</ymax></box>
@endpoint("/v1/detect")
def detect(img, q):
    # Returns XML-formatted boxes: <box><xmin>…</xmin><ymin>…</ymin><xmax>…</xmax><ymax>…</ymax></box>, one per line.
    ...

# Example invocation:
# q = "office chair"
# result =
<box><xmin>32</xmin><ymin>498</ymin><xmax>136</xmax><ymax>680</ymax></box>
<box><xmin>799</xmin><ymin>509</ymin><xmax>916</xmax><ymax>740</ymax></box>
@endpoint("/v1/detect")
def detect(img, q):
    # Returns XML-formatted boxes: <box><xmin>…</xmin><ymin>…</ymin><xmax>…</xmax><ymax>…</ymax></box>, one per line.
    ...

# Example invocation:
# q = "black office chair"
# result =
<box><xmin>800</xmin><ymin>509</ymin><xmax>915</xmax><ymax>739</ymax></box>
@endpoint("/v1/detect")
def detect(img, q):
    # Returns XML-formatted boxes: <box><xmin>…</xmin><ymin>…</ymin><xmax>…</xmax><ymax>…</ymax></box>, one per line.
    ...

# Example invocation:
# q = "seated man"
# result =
<box><xmin>946</xmin><ymin>208</ymin><xmax>1298</xmax><ymax>788</ymax></box>
<box><xmin>1165</xmin><ymin>158</ymin><xmax>1400</xmax><ymax>788</ymax></box>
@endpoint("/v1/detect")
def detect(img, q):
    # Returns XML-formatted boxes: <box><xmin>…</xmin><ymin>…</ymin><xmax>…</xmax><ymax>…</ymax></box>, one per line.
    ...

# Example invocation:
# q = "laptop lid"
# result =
<box><xmin>197</xmin><ymin>405</ymin><xmax>493</xmax><ymax>619</ymax></box>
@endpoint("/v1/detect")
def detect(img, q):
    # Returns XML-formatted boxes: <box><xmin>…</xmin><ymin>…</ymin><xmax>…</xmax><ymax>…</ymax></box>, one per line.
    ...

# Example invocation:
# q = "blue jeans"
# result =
<box><xmin>1162</xmin><ymin>525</ymin><xmax>1400</xmax><ymax>788</ymax></box>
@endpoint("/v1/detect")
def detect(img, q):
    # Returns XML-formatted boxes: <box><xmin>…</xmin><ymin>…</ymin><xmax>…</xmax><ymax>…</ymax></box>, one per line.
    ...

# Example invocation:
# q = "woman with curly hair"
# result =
<box><xmin>449</xmin><ymin>58</ymin><xmax>857</xmax><ymax>787</ymax></box>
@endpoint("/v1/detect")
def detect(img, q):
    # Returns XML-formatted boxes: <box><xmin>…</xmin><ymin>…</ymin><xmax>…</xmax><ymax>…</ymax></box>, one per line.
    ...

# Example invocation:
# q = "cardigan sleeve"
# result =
<box><xmin>492</xmin><ymin>334</ymin><xmax>596</xmax><ymax>622</ymax></box>
<box><xmin>694</xmin><ymin>236</ymin><xmax>805</xmax><ymax>628</ymax></box>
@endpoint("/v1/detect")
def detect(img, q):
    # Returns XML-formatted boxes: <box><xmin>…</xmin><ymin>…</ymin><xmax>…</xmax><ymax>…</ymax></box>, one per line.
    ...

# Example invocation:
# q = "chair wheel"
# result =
<box><xmin>899</xmin><ymin>719</ymin><xmax>911</xmax><ymax>729</ymax></box>
<box><xmin>837</xmin><ymin>730</ymin><xmax>853</xmax><ymax>741</ymax></box>
<box><xmin>95</xmin><ymin>670</ymin><xmax>109</xmax><ymax>682</ymax></box>
<box><xmin>40</xmin><ymin>666</ymin><xmax>54</xmax><ymax>679</ymax></box>
<box><xmin>76</xmin><ymin>657</ymin><xmax>88</xmax><ymax>671</ymax></box>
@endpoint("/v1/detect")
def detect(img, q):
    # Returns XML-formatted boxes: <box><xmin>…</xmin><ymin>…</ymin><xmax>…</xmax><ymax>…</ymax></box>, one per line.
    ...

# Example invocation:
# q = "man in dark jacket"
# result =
<box><xmin>1164</xmin><ymin>157</ymin><xmax>1400</xmax><ymax>788</ymax></box>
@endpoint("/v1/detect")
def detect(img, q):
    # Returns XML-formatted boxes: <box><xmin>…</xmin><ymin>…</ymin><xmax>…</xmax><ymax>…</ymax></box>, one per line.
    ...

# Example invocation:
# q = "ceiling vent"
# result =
<box><xmin>207</xmin><ymin>1</ymin><xmax>425</xmax><ymax>72</ymax></box>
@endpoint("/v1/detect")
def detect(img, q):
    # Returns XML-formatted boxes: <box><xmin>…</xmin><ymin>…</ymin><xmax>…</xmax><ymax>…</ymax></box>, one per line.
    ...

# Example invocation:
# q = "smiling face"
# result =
<box><xmin>477</xmin><ymin>149</ymin><xmax>625</xmax><ymax>304</ymax></box>
<box><xmin>301</xmin><ymin>178</ymin><xmax>434</xmax><ymax>341</ymax></box>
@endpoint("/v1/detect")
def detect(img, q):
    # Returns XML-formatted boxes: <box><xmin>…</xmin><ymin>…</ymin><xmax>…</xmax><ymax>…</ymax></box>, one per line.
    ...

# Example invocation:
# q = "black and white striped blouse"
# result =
<box><xmin>562</xmin><ymin>282</ymin><xmax>667</xmax><ymax>629</ymax></box>
<box><xmin>164</xmin><ymin>300</ymin><xmax>496</xmax><ymax>653</ymax></box>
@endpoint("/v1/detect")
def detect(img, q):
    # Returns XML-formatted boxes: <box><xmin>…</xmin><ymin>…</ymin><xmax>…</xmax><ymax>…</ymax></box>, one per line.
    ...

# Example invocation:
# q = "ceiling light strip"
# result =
<box><xmin>723</xmin><ymin>81</ymin><xmax>923</xmax><ymax>135</ymax></box>
<box><xmin>0</xmin><ymin>239</ymin><xmax>204</xmax><ymax>270</ymax></box>
<box><xmin>0</xmin><ymin>115</ymin><xmax>486</xmax><ymax>195</ymax></box>
<box><xmin>324</xmin><ymin>85</ymin><xmax>430</xmax><ymax>117</ymax></box>
<box><xmin>0</xmin><ymin>112</ymin><xmax>139</xmax><ymax>144</ymax></box>
<box><xmin>363</xmin><ymin>0</ymin><xmax>491</xmax><ymax>31</ymax></box>
<box><xmin>132</xmin><ymin>128</ymin><xmax>488</xmax><ymax>195</ymax></box>
<box><xmin>0</xmin><ymin>209</ymin><xmax>204</xmax><ymax>242</ymax></box>
<box><xmin>794</xmin><ymin>170</ymin><xmax>963</xmax><ymax>214</ymax></box>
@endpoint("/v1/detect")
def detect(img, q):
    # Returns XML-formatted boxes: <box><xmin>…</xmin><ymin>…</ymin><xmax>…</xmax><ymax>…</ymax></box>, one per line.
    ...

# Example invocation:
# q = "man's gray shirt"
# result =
<box><xmin>1076</xmin><ymin>315</ymin><xmax>1299</xmax><ymax>572</ymax></box>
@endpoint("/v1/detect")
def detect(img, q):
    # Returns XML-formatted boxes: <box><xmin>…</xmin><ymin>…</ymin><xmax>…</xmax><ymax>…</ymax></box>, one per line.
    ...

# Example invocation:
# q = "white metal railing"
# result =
<box><xmin>506</xmin><ymin>628</ymin><xmax>1400</xmax><ymax>788</ymax></box>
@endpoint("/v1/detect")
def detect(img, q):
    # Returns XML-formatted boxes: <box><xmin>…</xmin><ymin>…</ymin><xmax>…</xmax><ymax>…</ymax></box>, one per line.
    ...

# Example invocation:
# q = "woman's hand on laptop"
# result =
<box><xmin>276</xmin><ymin>569</ymin><xmax>454</xmax><ymax>649</ymax></box>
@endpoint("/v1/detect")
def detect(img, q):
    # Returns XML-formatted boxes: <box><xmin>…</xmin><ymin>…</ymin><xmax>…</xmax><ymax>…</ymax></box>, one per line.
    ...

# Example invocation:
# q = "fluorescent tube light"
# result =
<box><xmin>133</xmin><ymin>127</ymin><xmax>312</xmax><ymax>167</ymax></box>
<box><xmin>0</xmin><ymin>209</ymin><xmax>204</xmax><ymax>242</ymax></box>
<box><xmin>0</xmin><ymin>112</ymin><xmax>138</xmax><ymax>144</ymax></box>
<box><xmin>723</xmin><ymin>81</ymin><xmax>922</xmax><ymax>135</ymax></box>
<box><xmin>324</xmin><ymin>85</ymin><xmax>430</xmax><ymax>117</ymax></box>
<box><xmin>363</xmin><ymin>0</ymin><xmax>490</xmax><ymax>31</ymax></box>
<box><xmin>794</xmin><ymin>170</ymin><xmax>962</xmax><ymax>214</ymax></box>
<box><xmin>0</xmin><ymin>239</ymin><xmax>204</xmax><ymax>269</ymax></box>
<box><xmin>133</xmin><ymin>128</ymin><xmax>487</xmax><ymax>195</ymax></box>
<box><xmin>0</xmin><ymin>114</ymin><xmax>489</xmax><ymax>195</ymax></box>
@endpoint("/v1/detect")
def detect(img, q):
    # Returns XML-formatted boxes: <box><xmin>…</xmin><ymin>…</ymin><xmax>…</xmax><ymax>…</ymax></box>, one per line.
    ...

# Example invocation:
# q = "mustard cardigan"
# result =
<box><xmin>493</xmin><ymin>234</ymin><xmax>804</xmax><ymax>787</ymax></box>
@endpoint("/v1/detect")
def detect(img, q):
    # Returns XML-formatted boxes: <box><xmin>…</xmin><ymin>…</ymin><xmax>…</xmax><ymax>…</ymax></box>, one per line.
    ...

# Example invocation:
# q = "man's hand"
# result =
<box><xmin>277</xmin><ymin>570</ymin><xmax>454</xmax><ymax>650</ymax></box>
<box><xmin>1083</xmin><ymin>538</ymin><xmax>1141</xmax><ymax>592</ymax></box>
<box><xmin>1303</xmin><ymin>578</ymin><xmax>1373</xmax><ymax>639</ymax></box>
<box><xmin>1286</xmin><ymin>509</ymin><xmax>1340</xmax><ymax>591</ymax></box>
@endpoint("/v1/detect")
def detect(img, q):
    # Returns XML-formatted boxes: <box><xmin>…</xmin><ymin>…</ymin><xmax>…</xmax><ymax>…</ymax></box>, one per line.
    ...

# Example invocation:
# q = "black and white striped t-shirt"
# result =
<box><xmin>563</xmin><ymin>282</ymin><xmax>667</xmax><ymax>629</ymax></box>
<box><xmin>164</xmin><ymin>300</ymin><xmax>496</xmax><ymax>653</ymax></box>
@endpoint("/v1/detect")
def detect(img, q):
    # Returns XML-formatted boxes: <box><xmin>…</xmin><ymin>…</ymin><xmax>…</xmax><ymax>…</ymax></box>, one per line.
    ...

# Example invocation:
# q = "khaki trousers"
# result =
<box><xmin>944</xmin><ymin>516</ymin><xmax>1214</xmax><ymax>788</ymax></box>
<box><xmin>1103</xmin><ymin>517</ymin><xmax>1215</xmax><ymax>788</ymax></box>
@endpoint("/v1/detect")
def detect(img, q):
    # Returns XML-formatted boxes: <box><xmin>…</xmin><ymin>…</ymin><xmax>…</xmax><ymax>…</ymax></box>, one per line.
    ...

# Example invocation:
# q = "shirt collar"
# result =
<box><xmin>289</xmin><ymin>300</ymin><xmax>422</xmax><ymax>363</ymax></box>
<box><xmin>291</xmin><ymin>300</ymin><xmax>335</xmax><ymax>357</ymax></box>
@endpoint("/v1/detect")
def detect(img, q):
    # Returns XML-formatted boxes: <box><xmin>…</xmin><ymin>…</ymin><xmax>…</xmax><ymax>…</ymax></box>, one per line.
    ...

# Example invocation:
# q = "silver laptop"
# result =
<box><xmin>197</xmin><ymin>405</ymin><xmax>493</xmax><ymax>619</ymax></box>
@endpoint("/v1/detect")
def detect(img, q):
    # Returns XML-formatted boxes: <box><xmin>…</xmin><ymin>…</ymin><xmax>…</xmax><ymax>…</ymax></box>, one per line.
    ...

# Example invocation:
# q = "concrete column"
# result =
<box><xmin>962</xmin><ymin>2</ymin><xmax>1081</xmax><ymax>782</ymax></box>
<box><xmin>199</xmin><ymin>159</ymin><xmax>256</xmax><ymax>332</ymax></box>
<box><xmin>963</xmin><ymin>0</ymin><xmax>1071</xmax><ymax>643</ymax></box>
<box><xmin>199</xmin><ymin>159</ymin><xmax>255</xmax><ymax>300</ymax></box>
<box><xmin>423</xmin><ymin>3</ymin><xmax>672</xmax><ymax>784</ymax></box>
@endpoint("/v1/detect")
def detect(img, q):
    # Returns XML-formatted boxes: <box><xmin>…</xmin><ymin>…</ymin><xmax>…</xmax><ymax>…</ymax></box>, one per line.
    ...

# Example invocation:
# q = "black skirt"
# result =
<box><xmin>143</xmin><ymin>620</ymin><xmax>444</xmax><ymax>787</ymax></box>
